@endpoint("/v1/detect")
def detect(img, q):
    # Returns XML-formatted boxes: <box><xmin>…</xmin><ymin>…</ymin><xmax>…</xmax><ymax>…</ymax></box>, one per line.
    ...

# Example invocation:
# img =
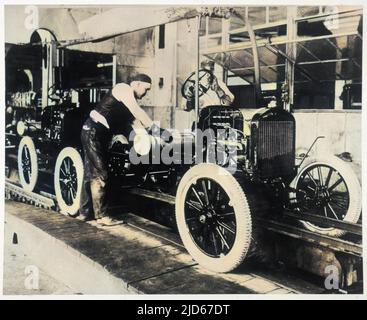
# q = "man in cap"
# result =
<box><xmin>78</xmin><ymin>73</ymin><xmax>154</xmax><ymax>226</ymax></box>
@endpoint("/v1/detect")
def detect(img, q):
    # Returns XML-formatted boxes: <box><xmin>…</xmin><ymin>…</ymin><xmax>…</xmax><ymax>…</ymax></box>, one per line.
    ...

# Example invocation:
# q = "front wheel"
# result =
<box><xmin>176</xmin><ymin>163</ymin><xmax>252</xmax><ymax>273</ymax></box>
<box><xmin>292</xmin><ymin>156</ymin><xmax>361</xmax><ymax>237</ymax></box>
<box><xmin>54</xmin><ymin>147</ymin><xmax>84</xmax><ymax>216</ymax></box>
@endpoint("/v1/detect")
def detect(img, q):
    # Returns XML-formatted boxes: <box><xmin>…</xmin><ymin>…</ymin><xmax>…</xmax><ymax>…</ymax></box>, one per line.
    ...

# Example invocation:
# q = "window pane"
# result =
<box><xmin>296</xmin><ymin>35</ymin><xmax>362</xmax><ymax>80</ymax></box>
<box><xmin>229</xmin><ymin>31</ymin><xmax>249</xmax><ymax>45</ymax></box>
<box><xmin>230</xmin><ymin>7</ymin><xmax>246</xmax><ymax>30</ymax></box>
<box><xmin>261</xmin><ymin>65</ymin><xmax>285</xmax><ymax>83</ymax></box>
<box><xmin>293</xmin><ymin>80</ymin><xmax>335</xmax><ymax>109</ymax></box>
<box><xmin>297</xmin><ymin>6</ymin><xmax>320</xmax><ymax>17</ymax></box>
<box><xmin>294</xmin><ymin>33</ymin><xmax>362</xmax><ymax>110</ymax></box>
<box><xmin>248</xmin><ymin>7</ymin><xmax>266</xmax><ymax>26</ymax></box>
<box><xmin>254</xmin><ymin>25</ymin><xmax>287</xmax><ymax>38</ymax></box>
<box><xmin>259</xmin><ymin>45</ymin><xmax>286</xmax><ymax>68</ymax></box>
<box><xmin>208</xmin><ymin>17</ymin><xmax>222</xmax><ymax>34</ymax></box>
<box><xmin>269</xmin><ymin>6</ymin><xmax>287</xmax><ymax>22</ymax></box>
<box><xmin>322</xmin><ymin>5</ymin><xmax>362</xmax><ymax>14</ymax></box>
<box><xmin>297</xmin><ymin>12</ymin><xmax>362</xmax><ymax>37</ymax></box>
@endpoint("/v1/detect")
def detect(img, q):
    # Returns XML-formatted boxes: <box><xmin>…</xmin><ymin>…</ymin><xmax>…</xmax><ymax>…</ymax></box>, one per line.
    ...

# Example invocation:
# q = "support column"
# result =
<box><xmin>285</xmin><ymin>6</ymin><xmax>297</xmax><ymax>112</ymax></box>
<box><xmin>194</xmin><ymin>15</ymin><xmax>201</xmax><ymax>158</ymax></box>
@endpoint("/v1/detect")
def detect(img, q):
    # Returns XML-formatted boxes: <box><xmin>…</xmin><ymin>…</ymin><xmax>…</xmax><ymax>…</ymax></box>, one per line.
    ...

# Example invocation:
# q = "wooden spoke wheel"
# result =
<box><xmin>176</xmin><ymin>163</ymin><xmax>252</xmax><ymax>272</ymax></box>
<box><xmin>18</xmin><ymin>136</ymin><xmax>38</xmax><ymax>192</ymax></box>
<box><xmin>54</xmin><ymin>147</ymin><xmax>84</xmax><ymax>216</ymax></box>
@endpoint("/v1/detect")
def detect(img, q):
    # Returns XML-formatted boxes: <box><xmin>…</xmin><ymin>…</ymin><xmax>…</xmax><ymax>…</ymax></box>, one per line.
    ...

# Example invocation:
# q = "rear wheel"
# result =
<box><xmin>18</xmin><ymin>136</ymin><xmax>38</xmax><ymax>192</ymax></box>
<box><xmin>54</xmin><ymin>147</ymin><xmax>84</xmax><ymax>216</ymax></box>
<box><xmin>293</xmin><ymin>156</ymin><xmax>361</xmax><ymax>237</ymax></box>
<box><xmin>176</xmin><ymin>163</ymin><xmax>252</xmax><ymax>272</ymax></box>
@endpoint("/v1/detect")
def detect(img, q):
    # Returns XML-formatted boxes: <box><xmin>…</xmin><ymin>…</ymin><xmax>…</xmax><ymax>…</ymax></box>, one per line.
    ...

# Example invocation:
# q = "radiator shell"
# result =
<box><xmin>250</xmin><ymin>107</ymin><xmax>296</xmax><ymax>179</ymax></box>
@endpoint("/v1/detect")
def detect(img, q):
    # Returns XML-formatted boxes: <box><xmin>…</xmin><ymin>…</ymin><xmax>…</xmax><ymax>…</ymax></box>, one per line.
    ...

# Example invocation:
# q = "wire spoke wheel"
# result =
<box><xmin>296</xmin><ymin>164</ymin><xmax>349</xmax><ymax>221</ymax></box>
<box><xmin>293</xmin><ymin>156</ymin><xmax>361</xmax><ymax>237</ymax></box>
<box><xmin>18</xmin><ymin>136</ymin><xmax>38</xmax><ymax>192</ymax></box>
<box><xmin>54</xmin><ymin>147</ymin><xmax>84</xmax><ymax>216</ymax></box>
<box><xmin>176</xmin><ymin>163</ymin><xmax>252</xmax><ymax>273</ymax></box>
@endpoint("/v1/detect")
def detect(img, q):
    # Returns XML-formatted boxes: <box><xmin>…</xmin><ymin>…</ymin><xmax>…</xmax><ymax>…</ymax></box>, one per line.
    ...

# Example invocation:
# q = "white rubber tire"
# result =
<box><xmin>54</xmin><ymin>147</ymin><xmax>84</xmax><ymax>216</ymax></box>
<box><xmin>18</xmin><ymin>136</ymin><xmax>38</xmax><ymax>192</ymax></box>
<box><xmin>292</xmin><ymin>155</ymin><xmax>361</xmax><ymax>237</ymax></box>
<box><xmin>176</xmin><ymin>163</ymin><xmax>252</xmax><ymax>273</ymax></box>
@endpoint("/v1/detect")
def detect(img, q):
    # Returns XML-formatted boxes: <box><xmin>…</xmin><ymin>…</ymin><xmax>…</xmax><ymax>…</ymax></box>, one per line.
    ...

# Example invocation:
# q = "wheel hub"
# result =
<box><xmin>199</xmin><ymin>215</ymin><xmax>206</xmax><ymax>223</ymax></box>
<box><xmin>182</xmin><ymin>175</ymin><xmax>243</xmax><ymax>262</ymax></box>
<box><xmin>315</xmin><ymin>186</ymin><xmax>331</xmax><ymax>206</ymax></box>
<box><xmin>199</xmin><ymin>207</ymin><xmax>217</xmax><ymax>225</ymax></box>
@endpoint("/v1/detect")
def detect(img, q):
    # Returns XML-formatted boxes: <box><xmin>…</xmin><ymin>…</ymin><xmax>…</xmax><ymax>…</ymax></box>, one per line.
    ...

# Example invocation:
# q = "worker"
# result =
<box><xmin>183</xmin><ymin>61</ymin><xmax>235</xmax><ymax>134</ymax></box>
<box><xmin>184</xmin><ymin>60</ymin><xmax>235</xmax><ymax>113</ymax></box>
<box><xmin>78</xmin><ymin>73</ymin><xmax>155</xmax><ymax>226</ymax></box>
<box><xmin>182</xmin><ymin>61</ymin><xmax>236</xmax><ymax>165</ymax></box>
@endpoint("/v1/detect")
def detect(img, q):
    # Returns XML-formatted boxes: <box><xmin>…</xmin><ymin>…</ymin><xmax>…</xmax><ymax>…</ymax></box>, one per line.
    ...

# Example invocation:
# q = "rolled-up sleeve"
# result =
<box><xmin>112</xmin><ymin>83</ymin><xmax>153</xmax><ymax>128</ymax></box>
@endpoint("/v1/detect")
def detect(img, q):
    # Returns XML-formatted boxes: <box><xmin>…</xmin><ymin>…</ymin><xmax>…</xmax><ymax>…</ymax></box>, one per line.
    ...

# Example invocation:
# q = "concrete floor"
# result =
<box><xmin>3</xmin><ymin>221</ymin><xmax>75</xmax><ymax>295</ymax></box>
<box><xmin>4</xmin><ymin>200</ymin><xmax>323</xmax><ymax>294</ymax></box>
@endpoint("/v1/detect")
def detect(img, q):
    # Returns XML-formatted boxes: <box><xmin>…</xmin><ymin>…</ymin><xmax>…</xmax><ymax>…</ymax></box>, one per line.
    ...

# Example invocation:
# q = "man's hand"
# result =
<box><xmin>184</xmin><ymin>99</ymin><xmax>195</xmax><ymax>112</ymax></box>
<box><xmin>211</xmin><ymin>76</ymin><xmax>219</xmax><ymax>91</ymax></box>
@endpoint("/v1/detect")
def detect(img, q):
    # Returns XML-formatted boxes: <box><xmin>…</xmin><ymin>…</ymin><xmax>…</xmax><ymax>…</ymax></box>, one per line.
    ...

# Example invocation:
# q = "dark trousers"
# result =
<box><xmin>79</xmin><ymin>118</ymin><xmax>112</xmax><ymax>219</ymax></box>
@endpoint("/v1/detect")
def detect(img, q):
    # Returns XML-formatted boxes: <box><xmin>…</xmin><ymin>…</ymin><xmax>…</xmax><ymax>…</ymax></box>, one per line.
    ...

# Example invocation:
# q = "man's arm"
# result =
<box><xmin>211</xmin><ymin>77</ymin><xmax>235</xmax><ymax>106</ymax></box>
<box><xmin>112</xmin><ymin>83</ymin><xmax>153</xmax><ymax>129</ymax></box>
<box><xmin>217</xmin><ymin>79</ymin><xmax>235</xmax><ymax>103</ymax></box>
<box><xmin>211</xmin><ymin>77</ymin><xmax>234</xmax><ymax>106</ymax></box>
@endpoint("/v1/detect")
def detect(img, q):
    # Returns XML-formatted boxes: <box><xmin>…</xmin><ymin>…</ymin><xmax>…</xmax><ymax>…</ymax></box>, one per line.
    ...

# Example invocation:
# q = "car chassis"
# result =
<box><xmin>5</xmin><ymin>7</ymin><xmax>362</xmax><ymax>273</ymax></box>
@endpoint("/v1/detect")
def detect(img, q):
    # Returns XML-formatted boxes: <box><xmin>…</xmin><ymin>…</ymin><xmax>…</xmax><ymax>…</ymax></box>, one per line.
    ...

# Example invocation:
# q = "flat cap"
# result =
<box><xmin>129</xmin><ymin>73</ymin><xmax>152</xmax><ymax>84</ymax></box>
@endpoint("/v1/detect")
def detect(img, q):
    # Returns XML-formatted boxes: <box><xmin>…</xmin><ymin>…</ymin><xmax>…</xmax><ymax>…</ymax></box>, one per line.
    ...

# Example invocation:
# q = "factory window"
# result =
<box><xmin>175</xmin><ymin>6</ymin><xmax>362</xmax><ymax>111</ymax></box>
<box><xmin>229</xmin><ymin>6</ymin><xmax>287</xmax><ymax>31</ymax></box>
<box><xmin>229</xmin><ymin>7</ymin><xmax>246</xmax><ymax>31</ymax></box>
<box><xmin>208</xmin><ymin>17</ymin><xmax>222</xmax><ymax>34</ymax></box>
<box><xmin>297</xmin><ymin>6</ymin><xmax>321</xmax><ymax>18</ymax></box>
<box><xmin>269</xmin><ymin>6</ymin><xmax>287</xmax><ymax>23</ymax></box>
<box><xmin>293</xmin><ymin>8</ymin><xmax>362</xmax><ymax>110</ymax></box>
<box><xmin>226</xmin><ymin>8</ymin><xmax>287</xmax><ymax>108</ymax></box>
<box><xmin>248</xmin><ymin>7</ymin><xmax>267</xmax><ymax>26</ymax></box>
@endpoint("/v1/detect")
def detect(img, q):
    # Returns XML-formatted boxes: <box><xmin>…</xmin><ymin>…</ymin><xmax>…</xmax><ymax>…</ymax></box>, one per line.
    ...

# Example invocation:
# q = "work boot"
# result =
<box><xmin>76</xmin><ymin>213</ymin><xmax>95</xmax><ymax>222</ymax></box>
<box><xmin>74</xmin><ymin>210</ymin><xmax>95</xmax><ymax>222</ymax></box>
<box><xmin>96</xmin><ymin>216</ymin><xmax>126</xmax><ymax>226</ymax></box>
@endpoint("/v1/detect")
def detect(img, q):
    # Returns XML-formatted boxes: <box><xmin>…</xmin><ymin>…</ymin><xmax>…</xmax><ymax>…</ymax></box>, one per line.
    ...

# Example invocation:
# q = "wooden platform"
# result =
<box><xmin>4</xmin><ymin>200</ymin><xmax>327</xmax><ymax>294</ymax></box>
